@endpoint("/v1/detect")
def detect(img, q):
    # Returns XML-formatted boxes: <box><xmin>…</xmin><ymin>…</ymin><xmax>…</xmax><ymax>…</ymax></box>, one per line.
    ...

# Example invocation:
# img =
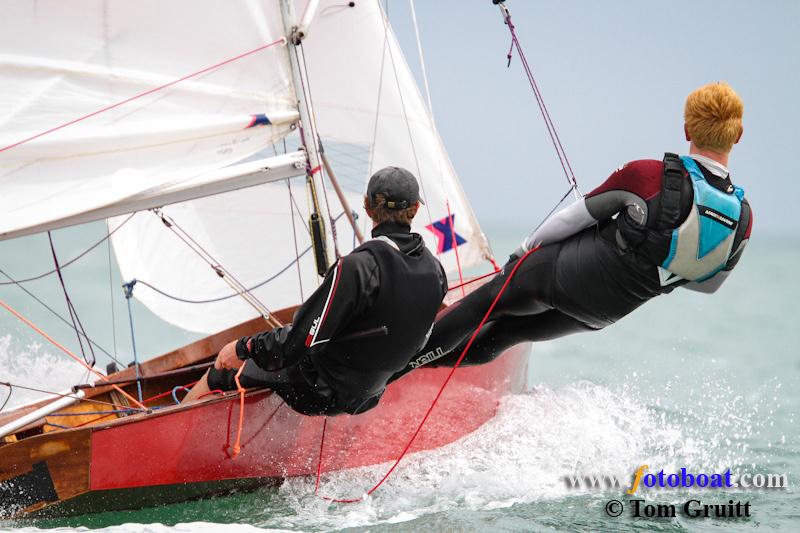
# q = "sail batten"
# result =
<box><xmin>0</xmin><ymin>112</ymin><xmax>299</xmax><ymax>158</ymax></box>
<box><xmin>1</xmin><ymin>151</ymin><xmax>307</xmax><ymax>241</ymax></box>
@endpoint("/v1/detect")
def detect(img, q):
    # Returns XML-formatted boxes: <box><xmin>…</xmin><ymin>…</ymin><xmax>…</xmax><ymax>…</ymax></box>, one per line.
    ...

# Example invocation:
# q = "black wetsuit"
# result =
<box><xmin>208</xmin><ymin>221</ymin><xmax>447</xmax><ymax>415</ymax></box>
<box><xmin>394</xmin><ymin>155</ymin><xmax>753</xmax><ymax>376</ymax></box>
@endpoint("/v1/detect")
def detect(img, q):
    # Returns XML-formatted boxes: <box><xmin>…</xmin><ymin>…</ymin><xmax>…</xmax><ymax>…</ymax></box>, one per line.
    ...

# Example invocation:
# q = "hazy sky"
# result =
<box><xmin>387</xmin><ymin>0</ymin><xmax>799</xmax><ymax>238</ymax></box>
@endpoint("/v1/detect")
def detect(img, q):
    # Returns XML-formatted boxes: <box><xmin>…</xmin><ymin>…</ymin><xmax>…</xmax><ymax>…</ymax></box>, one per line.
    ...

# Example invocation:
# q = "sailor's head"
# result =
<box><xmin>364</xmin><ymin>166</ymin><xmax>423</xmax><ymax>227</ymax></box>
<box><xmin>684</xmin><ymin>82</ymin><xmax>744</xmax><ymax>155</ymax></box>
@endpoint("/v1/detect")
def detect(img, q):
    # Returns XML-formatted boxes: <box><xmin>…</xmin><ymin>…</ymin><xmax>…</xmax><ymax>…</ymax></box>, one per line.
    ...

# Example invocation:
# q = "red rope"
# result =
<box><xmin>314</xmin><ymin>417</ymin><xmax>328</xmax><ymax>494</ymax></box>
<box><xmin>140</xmin><ymin>380</ymin><xmax>199</xmax><ymax>404</ymax></box>
<box><xmin>315</xmin><ymin>247</ymin><xmax>540</xmax><ymax>502</ymax></box>
<box><xmin>56</xmin><ymin>378</ymin><xmax>202</xmax><ymax>430</ymax></box>
<box><xmin>447</xmin><ymin>270</ymin><xmax>498</xmax><ymax>293</ymax></box>
<box><xmin>446</xmin><ymin>200</ymin><xmax>466</xmax><ymax>297</ymax></box>
<box><xmin>0</xmin><ymin>38</ymin><xmax>287</xmax><ymax>154</ymax></box>
<box><xmin>0</xmin><ymin>299</ymin><xmax>147</xmax><ymax>410</ymax></box>
<box><xmin>231</xmin><ymin>364</ymin><xmax>247</xmax><ymax>458</ymax></box>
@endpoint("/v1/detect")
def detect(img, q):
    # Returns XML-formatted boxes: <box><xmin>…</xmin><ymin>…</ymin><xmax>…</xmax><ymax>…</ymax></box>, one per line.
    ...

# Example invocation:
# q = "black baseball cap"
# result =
<box><xmin>366</xmin><ymin>166</ymin><xmax>424</xmax><ymax>209</ymax></box>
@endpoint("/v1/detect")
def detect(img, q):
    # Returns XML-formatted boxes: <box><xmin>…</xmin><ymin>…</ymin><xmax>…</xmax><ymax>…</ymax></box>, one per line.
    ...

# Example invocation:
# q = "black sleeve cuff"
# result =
<box><xmin>235</xmin><ymin>337</ymin><xmax>251</xmax><ymax>361</ymax></box>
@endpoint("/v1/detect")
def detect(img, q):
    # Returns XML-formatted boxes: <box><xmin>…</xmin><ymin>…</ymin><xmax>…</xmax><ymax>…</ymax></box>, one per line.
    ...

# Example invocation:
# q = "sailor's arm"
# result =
<box><xmin>512</xmin><ymin>199</ymin><xmax>595</xmax><ymax>256</ymax></box>
<box><xmin>241</xmin><ymin>251</ymin><xmax>380</xmax><ymax>370</ymax></box>
<box><xmin>513</xmin><ymin>161</ymin><xmax>659</xmax><ymax>257</ymax></box>
<box><xmin>683</xmin><ymin>201</ymin><xmax>753</xmax><ymax>294</ymax></box>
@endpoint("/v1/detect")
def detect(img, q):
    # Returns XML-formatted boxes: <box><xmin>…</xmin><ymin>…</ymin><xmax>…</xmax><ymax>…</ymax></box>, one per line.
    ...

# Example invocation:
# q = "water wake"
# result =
<box><xmin>0</xmin><ymin>334</ymin><xmax>87</xmax><ymax>409</ymax></box>
<box><xmin>264</xmin><ymin>376</ymin><xmax>773</xmax><ymax>531</ymax></box>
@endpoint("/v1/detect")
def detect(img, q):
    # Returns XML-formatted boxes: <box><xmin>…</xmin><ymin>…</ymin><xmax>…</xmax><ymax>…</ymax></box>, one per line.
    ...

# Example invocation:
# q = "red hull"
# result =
<box><xmin>89</xmin><ymin>346</ymin><xmax>528</xmax><ymax>492</ymax></box>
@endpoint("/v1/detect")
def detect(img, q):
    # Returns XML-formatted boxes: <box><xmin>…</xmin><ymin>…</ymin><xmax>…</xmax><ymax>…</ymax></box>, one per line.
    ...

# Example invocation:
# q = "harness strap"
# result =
<box><xmin>368</xmin><ymin>235</ymin><xmax>401</xmax><ymax>253</ymax></box>
<box><xmin>657</xmin><ymin>152</ymin><xmax>687</xmax><ymax>230</ymax></box>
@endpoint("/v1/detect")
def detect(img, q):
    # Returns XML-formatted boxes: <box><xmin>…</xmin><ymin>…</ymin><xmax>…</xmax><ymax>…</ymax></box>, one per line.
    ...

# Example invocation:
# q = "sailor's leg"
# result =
<box><xmin>418</xmin><ymin>299</ymin><xmax>489</xmax><ymax>362</ymax></box>
<box><xmin>421</xmin><ymin>246</ymin><xmax>560</xmax><ymax>362</ymax></box>
<box><xmin>390</xmin><ymin>310</ymin><xmax>596</xmax><ymax>383</ymax></box>
<box><xmin>431</xmin><ymin>310</ymin><xmax>598</xmax><ymax>368</ymax></box>
<box><xmin>182</xmin><ymin>370</ymin><xmax>212</xmax><ymax>402</ymax></box>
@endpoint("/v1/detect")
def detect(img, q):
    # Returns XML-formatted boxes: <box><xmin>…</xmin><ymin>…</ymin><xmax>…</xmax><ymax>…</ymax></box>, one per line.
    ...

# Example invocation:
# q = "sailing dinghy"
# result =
<box><xmin>0</xmin><ymin>0</ymin><xmax>529</xmax><ymax>518</ymax></box>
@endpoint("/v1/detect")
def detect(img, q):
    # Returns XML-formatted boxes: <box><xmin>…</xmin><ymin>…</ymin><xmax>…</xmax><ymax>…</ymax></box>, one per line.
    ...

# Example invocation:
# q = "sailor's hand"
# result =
<box><xmin>215</xmin><ymin>340</ymin><xmax>244</xmax><ymax>370</ymax></box>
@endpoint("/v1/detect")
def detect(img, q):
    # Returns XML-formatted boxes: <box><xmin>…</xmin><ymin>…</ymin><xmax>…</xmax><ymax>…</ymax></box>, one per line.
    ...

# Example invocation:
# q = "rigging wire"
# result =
<box><xmin>446</xmin><ymin>269</ymin><xmax>499</xmax><ymax>293</ymax></box>
<box><xmin>282</xmin><ymin>138</ymin><xmax>315</xmax><ymax>236</ymax></box>
<box><xmin>296</xmin><ymin>43</ymin><xmax>342</xmax><ymax>259</ymax></box>
<box><xmin>0</xmin><ymin>383</ymin><xmax>12</xmax><ymax>413</ymax></box>
<box><xmin>405</xmin><ymin>1</ymin><xmax>474</xmax><ymax>283</ymax></box>
<box><xmin>0</xmin><ymin>266</ymin><xmax>120</xmax><ymax>365</ymax></box>
<box><xmin>367</xmin><ymin>17</ymin><xmax>388</xmax><ymax>176</ymax></box>
<box><xmin>127</xmin><ymin>210</ymin><xmax>345</xmax><ymax>305</ymax></box>
<box><xmin>284</xmin><ymin>134</ymin><xmax>321</xmax><ymax>247</ymax></box>
<box><xmin>47</xmin><ymin>232</ymin><xmax>96</xmax><ymax>367</ymax></box>
<box><xmin>0</xmin><ymin>299</ymin><xmax>147</xmax><ymax>410</ymax></box>
<box><xmin>290</xmin><ymin>192</ymin><xmax>312</xmax><ymax>233</ymax></box>
<box><xmin>133</xmin><ymin>246</ymin><xmax>311</xmax><ymax>305</ymax></box>
<box><xmin>150</xmin><ymin>209</ymin><xmax>281</xmax><ymax>328</ymax></box>
<box><xmin>122</xmin><ymin>281</ymin><xmax>143</xmax><ymax>403</ymax></box>
<box><xmin>287</xmin><ymin>179</ymin><xmax>306</xmax><ymax>301</ymax></box>
<box><xmin>0</xmin><ymin>213</ymin><xmax>135</xmax><ymax>287</ymax></box>
<box><xmin>408</xmin><ymin>0</ymin><xmax>434</xmax><ymax>116</ymax></box>
<box><xmin>288</xmin><ymin>54</ymin><xmax>336</xmax><ymax>283</ymax></box>
<box><xmin>319</xmin><ymin>143</ymin><xmax>366</xmax><ymax>245</ymax></box>
<box><xmin>106</xmin><ymin>223</ymin><xmax>119</xmax><ymax>364</ymax></box>
<box><xmin>532</xmin><ymin>186</ymin><xmax>575</xmax><ymax>234</ymax></box>
<box><xmin>498</xmin><ymin>1</ymin><xmax>580</xmax><ymax>196</ymax></box>
<box><xmin>376</xmin><ymin>1</ymin><xmax>436</xmax><ymax>231</ymax></box>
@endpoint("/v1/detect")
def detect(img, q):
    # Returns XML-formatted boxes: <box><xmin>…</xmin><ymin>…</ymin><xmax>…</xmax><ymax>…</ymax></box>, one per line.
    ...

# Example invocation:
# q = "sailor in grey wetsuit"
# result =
<box><xmin>392</xmin><ymin>82</ymin><xmax>753</xmax><ymax>376</ymax></box>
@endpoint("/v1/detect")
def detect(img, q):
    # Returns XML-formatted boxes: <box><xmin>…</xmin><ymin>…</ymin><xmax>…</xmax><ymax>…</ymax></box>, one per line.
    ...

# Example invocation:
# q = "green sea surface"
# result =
<box><xmin>1</xmin><ymin>223</ymin><xmax>798</xmax><ymax>532</ymax></box>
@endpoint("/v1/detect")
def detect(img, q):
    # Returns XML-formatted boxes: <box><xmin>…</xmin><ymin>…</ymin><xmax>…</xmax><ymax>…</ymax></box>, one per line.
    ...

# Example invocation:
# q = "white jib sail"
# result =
<box><xmin>109</xmin><ymin>0</ymin><xmax>492</xmax><ymax>334</ymax></box>
<box><xmin>0</xmin><ymin>0</ymin><xmax>297</xmax><ymax>240</ymax></box>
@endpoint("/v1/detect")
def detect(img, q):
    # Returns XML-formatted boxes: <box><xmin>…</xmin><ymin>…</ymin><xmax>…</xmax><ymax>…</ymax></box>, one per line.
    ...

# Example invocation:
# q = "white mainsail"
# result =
<box><xmin>0</xmin><ymin>0</ymin><xmax>297</xmax><ymax>240</ymax></box>
<box><xmin>110</xmin><ymin>0</ymin><xmax>493</xmax><ymax>334</ymax></box>
<box><xmin>1</xmin><ymin>0</ymin><xmax>492</xmax><ymax>336</ymax></box>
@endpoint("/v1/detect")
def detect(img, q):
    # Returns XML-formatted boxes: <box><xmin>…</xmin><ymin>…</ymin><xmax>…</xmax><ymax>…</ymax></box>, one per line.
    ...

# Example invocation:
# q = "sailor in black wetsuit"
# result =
<box><xmin>393</xmin><ymin>82</ymin><xmax>754</xmax><ymax>377</ymax></box>
<box><xmin>184</xmin><ymin>167</ymin><xmax>447</xmax><ymax>415</ymax></box>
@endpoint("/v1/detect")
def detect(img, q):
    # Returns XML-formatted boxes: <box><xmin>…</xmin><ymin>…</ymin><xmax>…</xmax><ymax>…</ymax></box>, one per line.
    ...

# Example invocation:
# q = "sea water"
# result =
<box><xmin>0</xmin><ymin>223</ymin><xmax>798</xmax><ymax>532</ymax></box>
